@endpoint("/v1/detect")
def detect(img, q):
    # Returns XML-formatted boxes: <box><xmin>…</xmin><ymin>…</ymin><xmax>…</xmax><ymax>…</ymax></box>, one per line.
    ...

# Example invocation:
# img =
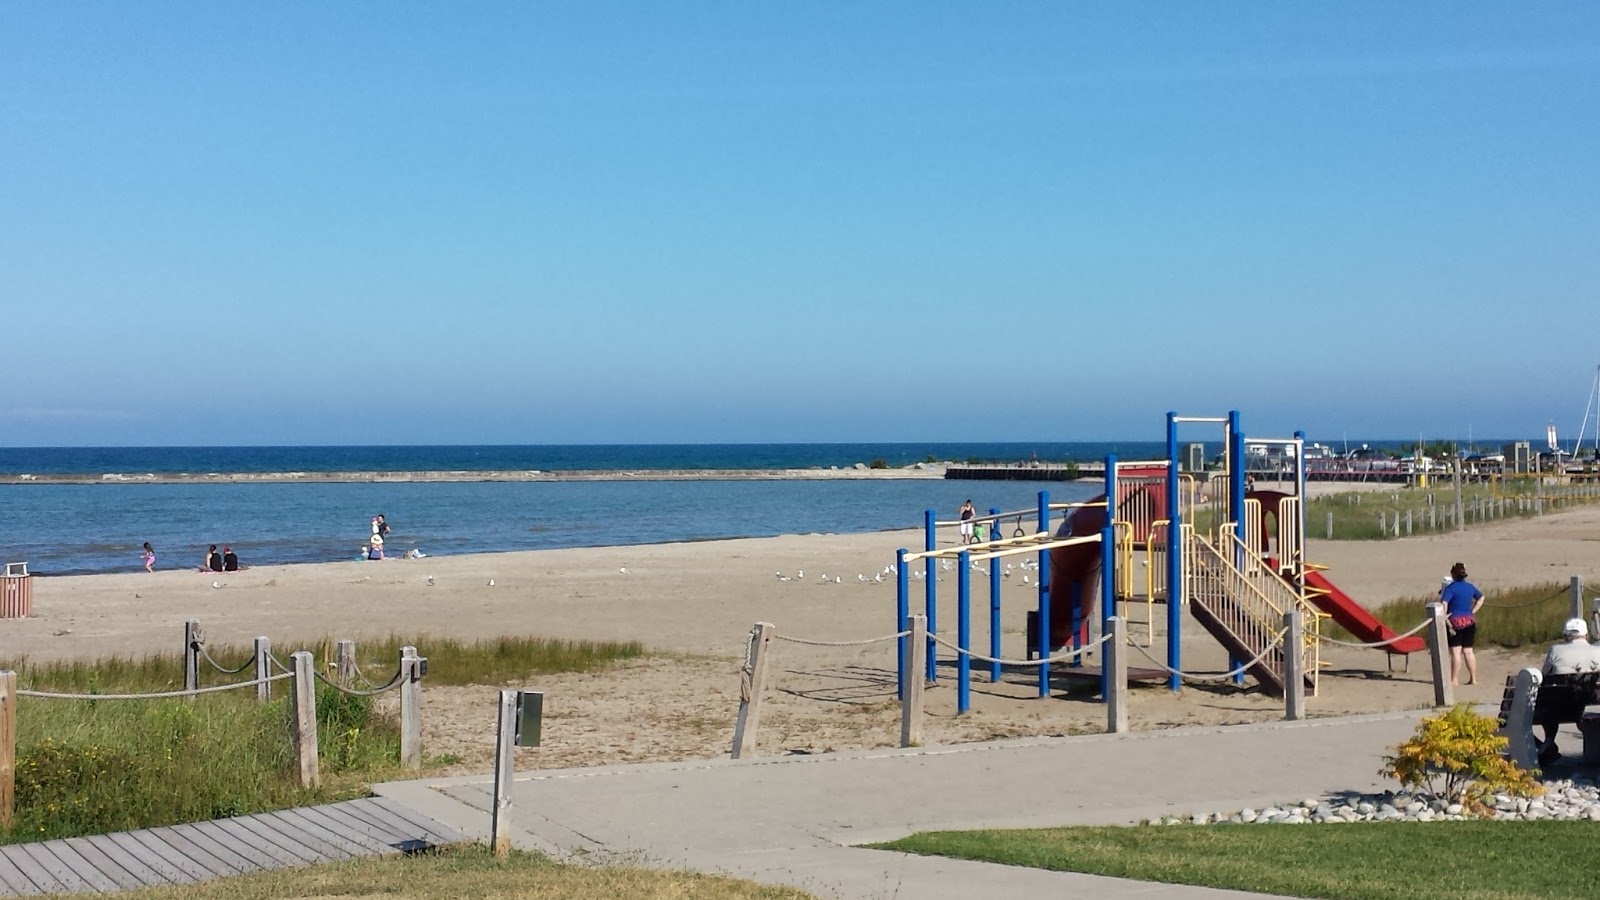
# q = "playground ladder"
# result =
<box><xmin>1183</xmin><ymin>529</ymin><xmax>1318</xmax><ymax>697</ymax></box>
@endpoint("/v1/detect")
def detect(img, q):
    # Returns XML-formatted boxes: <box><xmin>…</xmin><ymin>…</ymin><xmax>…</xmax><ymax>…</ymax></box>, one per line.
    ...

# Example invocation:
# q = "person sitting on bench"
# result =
<box><xmin>1537</xmin><ymin>618</ymin><xmax>1600</xmax><ymax>763</ymax></box>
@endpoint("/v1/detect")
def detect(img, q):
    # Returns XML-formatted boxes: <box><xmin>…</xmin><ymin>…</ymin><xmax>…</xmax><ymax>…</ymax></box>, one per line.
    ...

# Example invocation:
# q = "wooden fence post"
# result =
<box><xmin>1427</xmin><ymin>603</ymin><xmax>1454</xmax><ymax>708</ymax></box>
<box><xmin>1379</xmin><ymin>512</ymin><xmax>1386</xmax><ymax>536</ymax></box>
<box><xmin>1326</xmin><ymin>511</ymin><xmax>1333</xmax><ymax>540</ymax></box>
<box><xmin>1107</xmin><ymin>616</ymin><xmax>1128</xmax><ymax>734</ymax></box>
<box><xmin>255</xmin><ymin>636</ymin><xmax>272</xmax><ymax>703</ymax></box>
<box><xmin>1572</xmin><ymin>575</ymin><xmax>1584</xmax><ymax>623</ymax></box>
<box><xmin>901</xmin><ymin>615</ymin><xmax>926</xmax><ymax>747</ymax></box>
<box><xmin>1283</xmin><ymin>609</ymin><xmax>1304</xmax><ymax>721</ymax></box>
<box><xmin>490</xmin><ymin>689</ymin><xmax>517</xmax><ymax>857</ymax></box>
<box><xmin>730</xmin><ymin>622</ymin><xmax>774</xmax><ymax>760</ymax></box>
<box><xmin>335</xmin><ymin>640</ymin><xmax>356</xmax><ymax>689</ymax></box>
<box><xmin>184</xmin><ymin>619</ymin><xmax>202</xmax><ymax>698</ymax></box>
<box><xmin>290</xmin><ymin>650</ymin><xmax>320</xmax><ymax>789</ymax></box>
<box><xmin>1</xmin><ymin>670</ymin><xmax>14</xmax><ymax>828</ymax></box>
<box><xmin>400</xmin><ymin>645</ymin><xmax>422</xmax><ymax>770</ymax></box>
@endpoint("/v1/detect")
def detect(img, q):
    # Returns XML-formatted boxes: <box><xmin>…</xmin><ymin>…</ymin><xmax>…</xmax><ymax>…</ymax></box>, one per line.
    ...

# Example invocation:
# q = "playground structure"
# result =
<box><xmin>895</xmin><ymin>410</ymin><xmax>1426</xmax><ymax>709</ymax></box>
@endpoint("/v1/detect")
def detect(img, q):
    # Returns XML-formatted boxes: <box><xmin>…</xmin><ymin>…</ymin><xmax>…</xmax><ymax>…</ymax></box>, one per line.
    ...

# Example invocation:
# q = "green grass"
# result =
<box><xmin>1306</xmin><ymin>481</ymin><xmax>1600</xmax><ymax>540</ymax></box>
<box><xmin>100</xmin><ymin>845</ymin><xmax>816</xmax><ymax>899</ymax></box>
<box><xmin>1348</xmin><ymin>582</ymin><xmax>1577</xmax><ymax>650</ymax></box>
<box><xmin>875</xmin><ymin>821</ymin><xmax>1600</xmax><ymax>900</ymax></box>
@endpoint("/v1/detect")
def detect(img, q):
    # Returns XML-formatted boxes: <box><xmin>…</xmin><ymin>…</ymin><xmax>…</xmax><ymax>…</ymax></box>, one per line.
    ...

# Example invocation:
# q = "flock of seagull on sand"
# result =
<box><xmin>773</xmin><ymin>557</ymin><xmax>1043</xmax><ymax>585</ymax></box>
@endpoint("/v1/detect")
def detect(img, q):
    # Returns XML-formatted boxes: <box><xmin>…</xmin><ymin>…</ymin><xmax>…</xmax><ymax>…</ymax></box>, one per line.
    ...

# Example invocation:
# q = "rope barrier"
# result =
<box><xmin>1127</xmin><ymin>632</ymin><xmax>1287</xmax><ymax>683</ymax></box>
<box><xmin>17</xmin><ymin>672</ymin><xmax>292</xmax><ymax>701</ymax></box>
<box><xmin>771</xmin><ymin>629</ymin><xmax>910</xmax><ymax>648</ymax></box>
<box><xmin>1481</xmin><ymin>587</ymin><xmax>1569</xmax><ymax>610</ymax></box>
<box><xmin>197</xmin><ymin>642</ymin><xmax>258</xmax><ymax>676</ymax></box>
<box><xmin>312</xmin><ymin>668</ymin><xmax>407</xmax><ymax>697</ymax></box>
<box><xmin>1313</xmin><ymin>617</ymin><xmax>1433</xmax><ymax>649</ymax></box>
<box><xmin>266</xmin><ymin>651</ymin><xmax>294</xmax><ymax>675</ymax></box>
<box><xmin>926</xmin><ymin>629</ymin><xmax>1113</xmax><ymax>666</ymax></box>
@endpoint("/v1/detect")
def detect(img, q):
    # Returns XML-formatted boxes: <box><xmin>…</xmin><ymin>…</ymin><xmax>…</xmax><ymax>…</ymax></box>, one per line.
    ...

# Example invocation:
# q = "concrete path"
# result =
<box><xmin>375</xmin><ymin>709</ymin><xmax>1435</xmax><ymax>899</ymax></box>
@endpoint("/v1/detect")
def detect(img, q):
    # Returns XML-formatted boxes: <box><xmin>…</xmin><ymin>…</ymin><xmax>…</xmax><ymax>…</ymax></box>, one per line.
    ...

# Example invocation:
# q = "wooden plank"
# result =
<box><xmin>210</xmin><ymin>817</ymin><xmax>324</xmax><ymax>867</ymax></box>
<box><xmin>297</xmin><ymin>804</ymin><xmax>414</xmax><ymax>852</ymax></box>
<box><xmin>10</xmin><ymin>843</ymin><xmax>84</xmax><ymax>894</ymax></box>
<box><xmin>259</xmin><ymin>809</ymin><xmax>374</xmax><ymax>858</ymax></box>
<box><xmin>0</xmin><ymin>850</ymin><xmax>45</xmax><ymax>896</ymax></box>
<box><xmin>61</xmin><ymin>837</ymin><xmax>144</xmax><ymax>891</ymax></box>
<box><xmin>143</xmin><ymin>825</ymin><xmax>244</xmax><ymax>877</ymax></box>
<box><xmin>337</xmin><ymin>798</ymin><xmax>451</xmax><ymax>846</ymax></box>
<box><xmin>245</xmin><ymin>812</ymin><xmax>355</xmax><ymax>862</ymax></box>
<box><xmin>178</xmin><ymin>822</ymin><xmax>282</xmax><ymax>872</ymax></box>
<box><xmin>80</xmin><ymin>835</ymin><xmax>171</xmax><ymax>889</ymax></box>
<box><xmin>107</xmin><ymin>831</ymin><xmax>204</xmax><ymax>884</ymax></box>
<box><xmin>363</xmin><ymin>797</ymin><xmax>466</xmax><ymax>845</ymax></box>
<box><xmin>167</xmin><ymin>823</ymin><xmax>268</xmax><ymax>875</ymax></box>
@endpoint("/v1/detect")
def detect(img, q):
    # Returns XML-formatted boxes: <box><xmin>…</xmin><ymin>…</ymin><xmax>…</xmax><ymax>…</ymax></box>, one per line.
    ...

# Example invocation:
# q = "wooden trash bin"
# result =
<box><xmin>2</xmin><ymin>565</ymin><xmax>32</xmax><ymax>618</ymax></box>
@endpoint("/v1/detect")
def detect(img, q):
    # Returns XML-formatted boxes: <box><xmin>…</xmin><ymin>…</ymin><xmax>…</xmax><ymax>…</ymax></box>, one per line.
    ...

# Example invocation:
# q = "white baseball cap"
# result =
<box><xmin>1564</xmin><ymin>618</ymin><xmax>1588</xmax><ymax>637</ymax></box>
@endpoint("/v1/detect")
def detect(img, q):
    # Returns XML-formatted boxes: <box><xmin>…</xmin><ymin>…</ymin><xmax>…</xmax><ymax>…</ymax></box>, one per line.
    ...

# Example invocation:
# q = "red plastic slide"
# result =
<box><xmin>1301</xmin><ymin>569</ymin><xmax>1425</xmax><ymax>654</ymax></box>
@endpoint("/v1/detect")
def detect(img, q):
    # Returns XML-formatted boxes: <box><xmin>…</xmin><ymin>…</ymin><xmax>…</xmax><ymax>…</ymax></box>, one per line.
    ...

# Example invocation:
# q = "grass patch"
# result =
<box><xmin>97</xmin><ymin>845</ymin><xmax>815</xmax><ymax>899</ymax></box>
<box><xmin>1337</xmin><ymin>582</ymin><xmax>1575</xmax><ymax>650</ymax></box>
<box><xmin>875</xmin><ymin>821</ymin><xmax>1600</xmax><ymax>900</ymax></box>
<box><xmin>1306</xmin><ymin>481</ymin><xmax>1600</xmax><ymax>541</ymax></box>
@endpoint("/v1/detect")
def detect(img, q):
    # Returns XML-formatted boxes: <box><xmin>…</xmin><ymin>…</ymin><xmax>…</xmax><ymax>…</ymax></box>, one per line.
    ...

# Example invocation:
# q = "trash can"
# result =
<box><xmin>1</xmin><ymin>566</ymin><xmax>31</xmax><ymax>618</ymax></box>
<box><xmin>1580</xmin><ymin>712</ymin><xmax>1600</xmax><ymax>766</ymax></box>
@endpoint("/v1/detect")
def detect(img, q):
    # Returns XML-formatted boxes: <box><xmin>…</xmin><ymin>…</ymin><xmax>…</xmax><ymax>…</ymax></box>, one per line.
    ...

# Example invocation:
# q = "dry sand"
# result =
<box><xmin>6</xmin><ymin>501</ymin><xmax>1598</xmax><ymax>775</ymax></box>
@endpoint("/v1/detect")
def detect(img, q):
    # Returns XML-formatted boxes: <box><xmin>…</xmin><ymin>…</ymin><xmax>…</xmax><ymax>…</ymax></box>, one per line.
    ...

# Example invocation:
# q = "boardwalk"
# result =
<box><xmin>0</xmin><ymin>797</ymin><xmax>464</xmax><ymax>896</ymax></box>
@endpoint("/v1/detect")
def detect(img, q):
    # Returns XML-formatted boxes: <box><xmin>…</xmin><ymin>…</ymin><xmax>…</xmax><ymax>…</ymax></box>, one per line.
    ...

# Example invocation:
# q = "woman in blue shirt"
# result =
<box><xmin>1439</xmin><ymin>561</ymin><xmax>1485</xmax><ymax>686</ymax></box>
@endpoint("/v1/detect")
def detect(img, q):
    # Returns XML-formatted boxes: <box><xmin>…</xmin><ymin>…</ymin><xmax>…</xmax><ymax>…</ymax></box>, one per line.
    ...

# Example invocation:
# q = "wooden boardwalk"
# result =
<box><xmin>0</xmin><ymin>797</ymin><xmax>465</xmax><ymax>896</ymax></box>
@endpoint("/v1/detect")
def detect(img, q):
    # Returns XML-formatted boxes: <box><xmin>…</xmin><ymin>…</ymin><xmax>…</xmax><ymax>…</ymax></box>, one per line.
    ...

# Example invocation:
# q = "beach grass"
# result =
<box><xmin>79</xmin><ymin>845</ymin><xmax>815</xmax><ymax>899</ymax></box>
<box><xmin>873</xmin><ymin>821</ymin><xmax>1600</xmax><ymax>900</ymax></box>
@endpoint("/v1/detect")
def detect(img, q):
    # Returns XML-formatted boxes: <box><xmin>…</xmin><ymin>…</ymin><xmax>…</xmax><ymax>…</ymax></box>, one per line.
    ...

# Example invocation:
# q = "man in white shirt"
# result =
<box><xmin>1538</xmin><ymin>618</ymin><xmax>1600</xmax><ymax>764</ymax></box>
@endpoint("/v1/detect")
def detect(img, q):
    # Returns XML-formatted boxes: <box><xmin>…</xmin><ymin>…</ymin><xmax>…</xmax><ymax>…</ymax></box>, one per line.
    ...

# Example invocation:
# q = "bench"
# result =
<box><xmin>1497</xmin><ymin>669</ymin><xmax>1600</xmax><ymax>769</ymax></box>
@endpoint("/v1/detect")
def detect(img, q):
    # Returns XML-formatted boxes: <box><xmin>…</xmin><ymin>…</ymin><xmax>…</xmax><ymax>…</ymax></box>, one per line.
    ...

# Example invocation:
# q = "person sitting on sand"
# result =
<box><xmin>203</xmin><ymin>544</ymin><xmax>223</xmax><ymax>572</ymax></box>
<box><xmin>222</xmin><ymin>546</ymin><xmax>239</xmax><ymax>571</ymax></box>
<box><xmin>367</xmin><ymin>534</ymin><xmax>385</xmax><ymax>560</ymax></box>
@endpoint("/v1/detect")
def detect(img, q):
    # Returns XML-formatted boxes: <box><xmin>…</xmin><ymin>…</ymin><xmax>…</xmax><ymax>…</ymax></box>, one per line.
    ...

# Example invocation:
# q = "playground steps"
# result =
<box><xmin>1184</xmin><ymin>532</ymin><xmax>1317</xmax><ymax>698</ymax></box>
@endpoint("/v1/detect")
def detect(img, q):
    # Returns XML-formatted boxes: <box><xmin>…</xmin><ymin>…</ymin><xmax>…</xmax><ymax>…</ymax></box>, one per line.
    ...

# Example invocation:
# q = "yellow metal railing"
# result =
<box><xmin>1185</xmin><ymin>529</ymin><xmax>1319</xmax><ymax>694</ymax></box>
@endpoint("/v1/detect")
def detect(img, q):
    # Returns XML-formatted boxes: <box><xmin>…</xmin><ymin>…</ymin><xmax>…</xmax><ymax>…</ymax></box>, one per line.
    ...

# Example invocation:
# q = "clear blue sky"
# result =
<box><xmin>4</xmin><ymin>3</ymin><xmax>1598</xmax><ymax>446</ymax></box>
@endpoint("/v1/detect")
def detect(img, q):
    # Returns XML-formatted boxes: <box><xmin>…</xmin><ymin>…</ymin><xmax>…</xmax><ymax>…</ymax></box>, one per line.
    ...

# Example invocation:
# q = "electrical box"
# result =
<box><xmin>1504</xmin><ymin>441</ymin><xmax>1532</xmax><ymax>474</ymax></box>
<box><xmin>1183</xmin><ymin>443</ymin><xmax>1206</xmax><ymax>473</ymax></box>
<box><xmin>514</xmin><ymin>691</ymin><xmax>543</xmax><ymax>747</ymax></box>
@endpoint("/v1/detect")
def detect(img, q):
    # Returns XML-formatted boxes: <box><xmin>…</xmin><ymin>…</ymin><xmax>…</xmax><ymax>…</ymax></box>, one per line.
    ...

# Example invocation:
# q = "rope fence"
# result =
<box><xmin>1128</xmin><ymin>632</ymin><xmax>1288</xmax><ymax>683</ymax></box>
<box><xmin>1481</xmin><ymin>586</ymin><xmax>1570</xmax><ymax>610</ymax></box>
<box><xmin>928</xmin><ymin>629</ymin><xmax>1113</xmax><ymax>666</ymax></box>
<box><xmin>17</xmin><ymin>672</ymin><xmax>292</xmax><ymax>701</ymax></box>
<box><xmin>198</xmin><ymin>642</ymin><xmax>258</xmax><ymax>676</ymax></box>
<box><xmin>771</xmin><ymin>630</ymin><xmax>909</xmax><ymax>648</ymax></box>
<box><xmin>1312</xmin><ymin>617</ymin><xmax>1433</xmax><ymax>648</ymax></box>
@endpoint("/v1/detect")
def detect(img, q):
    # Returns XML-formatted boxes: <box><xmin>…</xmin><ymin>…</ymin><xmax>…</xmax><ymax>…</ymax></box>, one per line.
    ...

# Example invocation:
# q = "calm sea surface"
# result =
<box><xmin>1</xmin><ymin>443</ymin><xmax>1179</xmax><ymax>576</ymax></box>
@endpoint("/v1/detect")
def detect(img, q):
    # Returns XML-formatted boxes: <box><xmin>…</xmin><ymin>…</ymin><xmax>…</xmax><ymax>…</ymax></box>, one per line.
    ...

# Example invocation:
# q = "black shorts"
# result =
<box><xmin>1448</xmin><ymin>623</ymin><xmax>1476</xmax><ymax>648</ymax></box>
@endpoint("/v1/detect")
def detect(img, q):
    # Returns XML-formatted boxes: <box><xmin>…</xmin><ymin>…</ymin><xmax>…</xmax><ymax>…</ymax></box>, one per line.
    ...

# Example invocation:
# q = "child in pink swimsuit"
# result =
<box><xmin>142</xmin><ymin>542</ymin><xmax>156</xmax><ymax>572</ymax></box>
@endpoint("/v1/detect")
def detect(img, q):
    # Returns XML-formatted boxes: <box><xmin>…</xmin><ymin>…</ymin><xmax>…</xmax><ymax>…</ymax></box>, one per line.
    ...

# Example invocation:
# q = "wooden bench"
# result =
<box><xmin>1497</xmin><ymin>669</ymin><xmax>1600</xmax><ymax>768</ymax></box>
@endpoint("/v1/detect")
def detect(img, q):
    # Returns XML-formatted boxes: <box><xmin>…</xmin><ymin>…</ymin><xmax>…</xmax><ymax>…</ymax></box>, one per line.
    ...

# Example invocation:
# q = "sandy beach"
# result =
<box><xmin>7</xmin><ymin>499</ymin><xmax>1598</xmax><ymax>776</ymax></box>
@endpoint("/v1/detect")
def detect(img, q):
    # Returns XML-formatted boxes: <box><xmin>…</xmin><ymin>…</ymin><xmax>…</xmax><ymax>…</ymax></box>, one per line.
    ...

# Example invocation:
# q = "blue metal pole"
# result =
<box><xmin>1101</xmin><ymin>524</ymin><xmax>1116</xmax><ymax>703</ymax></box>
<box><xmin>989</xmin><ymin>506</ymin><xmax>1002</xmax><ymax>683</ymax></box>
<box><xmin>1166</xmin><ymin>412</ymin><xmax>1182</xmax><ymax>692</ymax></box>
<box><xmin>958</xmin><ymin>549</ymin><xmax>972</xmax><ymax>714</ymax></box>
<box><xmin>1229</xmin><ymin>411</ymin><xmax>1246</xmax><ymax>686</ymax></box>
<box><xmin>1037</xmin><ymin>490</ymin><xmax>1052</xmax><ymax>697</ymax></box>
<box><xmin>896</xmin><ymin>548</ymin><xmax>909</xmax><ymax>701</ymax></box>
<box><xmin>1103</xmin><ymin>451</ymin><xmax>1118</xmax><ymax>643</ymax></box>
<box><xmin>925</xmin><ymin>509</ymin><xmax>938</xmax><ymax>683</ymax></box>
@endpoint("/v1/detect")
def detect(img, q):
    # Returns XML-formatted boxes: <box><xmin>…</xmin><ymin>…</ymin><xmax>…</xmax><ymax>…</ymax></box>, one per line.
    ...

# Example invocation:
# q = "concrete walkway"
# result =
<box><xmin>375</xmin><ymin>709</ymin><xmax>1434</xmax><ymax>899</ymax></box>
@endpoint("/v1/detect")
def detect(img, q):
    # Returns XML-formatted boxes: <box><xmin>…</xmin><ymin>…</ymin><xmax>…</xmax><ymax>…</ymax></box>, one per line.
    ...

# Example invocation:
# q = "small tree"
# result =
<box><xmin>1380</xmin><ymin>705</ymin><xmax>1542</xmax><ymax>815</ymax></box>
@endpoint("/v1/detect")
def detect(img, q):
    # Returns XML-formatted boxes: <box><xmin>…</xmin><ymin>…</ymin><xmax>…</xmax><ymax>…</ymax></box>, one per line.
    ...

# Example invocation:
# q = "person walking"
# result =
<box><xmin>958</xmin><ymin>500</ymin><xmax>976</xmax><ymax>545</ymax></box>
<box><xmin>1438</xmin><ymin>561</ymin><xmax>1485</xmax><ymax>686</ymax></box>
<box><xmin>142</xmin><ymin>542</ymin><xmax>155</xmax><ymax>573</ymax></box>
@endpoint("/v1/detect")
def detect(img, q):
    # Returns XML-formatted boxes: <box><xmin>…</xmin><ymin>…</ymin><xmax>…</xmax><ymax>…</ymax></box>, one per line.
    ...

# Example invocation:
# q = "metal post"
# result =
<box><xmin>1572</xmin><ymin>575</ymin><xmax>1584</xmax><ymax>623</ymax></box>
<box><xmin>490</xmin><ymin>688</ymin><xmax>516</xmax><ymax>857</ymax></box>
<box><xmin>1229</xmin><ymin>411</ymin><xmax>1245</xmax><ymax>542</ymax></box>
<box><xmin>1037</xmin><ymin>489</ymin><xmax>1052</xmax><ymax>698</ymax></box>
<box><xmin>989</xmin><ymin>509</ymin><xmax>1002</xmax><ymax>683</ymax></box>
<box><xmin>1283</xmin><ymin>608</ymin><xmax>1304</xmax><ymax>721</ymax></box>
<box><xmin>1106</xmin><ymin>618</ymin><xmax>1127</xmax><ymax>733</ymax></box>
<box><xmin>290</xmin><ymin>650</ymin><xmax>320</xmax><ymax>789</ymax></box>
<box><xmin>400</xmin><ymin>645</ymin><xmax>422</xmax><ymax>770</ymax></box>
<box><xmin>731</xmin><ymin>622</ymin><xmax>774</xmax><ymax>759</ymax></box>
<box><xmin>896</xmin><ymin>549</ymin><xmax>909</xmax><ymax>700</ymax></box>
<box><xmin>1427</xmin><ymin>603</ymin><xmax>1454</xmax><ymax>708</ymax></box>
<box><xmin>957</xmin><ymin>550</ymin><xmax>971</xmax><ymax>714</ymax></box>
<box><xmin>1167</xmin><ymin>412</ymin><xmax>1183</xmax><ymax>692</ymax></box>
<box><xmin>902</xmin><ymin>615</ymin><xmax>926</xmax><ymax>748</ymax></box>
<box><xmin>335</xmin><ymin>639</ymin><xmax>356</xmax><ymax>689</ymax></box>
<box><xmin>254</xmin><ymin>636</ymin><xmax>272</xmax><ymax>703</ymax></box>
<box><xmin>924</xmin><ymin>509</ymin><xmax>938</xmax><ymax>683</ymax></box>
<box><xmin>184</xmin><ymin>619</ymin><xmax>201</xmax><ymax>698</ymax></box>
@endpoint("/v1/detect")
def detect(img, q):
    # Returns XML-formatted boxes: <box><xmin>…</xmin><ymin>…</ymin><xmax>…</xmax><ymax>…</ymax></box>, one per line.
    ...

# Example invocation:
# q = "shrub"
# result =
<box><xmin>869</xmin><ymin>458</ymin><xmax>889</xmax><ymax>469</ymax></box>
<box><xmin>1380</xmin><ymin>705</ymin><xmax>1542</xmax><ymax>815</ymax></box>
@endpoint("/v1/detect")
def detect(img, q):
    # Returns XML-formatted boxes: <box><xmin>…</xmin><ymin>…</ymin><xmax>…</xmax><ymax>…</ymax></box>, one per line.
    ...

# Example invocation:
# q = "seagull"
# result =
<box><xmin>797</xmin><ymin>570</ymin><xmax>804</xmax><ymax>580</ymax></box>
<box><xmin>873</xmin><ymin>572</ymin><xmax>885</xmax><ymax>583</ymax></box>
<box><xmin>1022</xmin><ymin>575</ymin><xmax>1031</xmax><ymax>584</ymax></box>
<box><xmin>834</xmin><ymin>576</ymin><xmax>842</xmax><ymax>584</ymax></box>
<box><xmin>426</xmin><ymin>575</ymin><xmax>435</xmax><ymax>586</ymax></box>
<box><xmin>488</xmin><ymin>579</ymin><xmax>495</xmax><ymax>586</ymax></box>
<box><xmin>858</xmin><ymin>574</ymin><xmax>868</xmax><ymax>583</ymax></box>
<box><xmin>913</xmin><ymin>570</ymin><xmax>925</xmax><ymax>580</ymax></box>
<box><xmin>211</xmin><ymin>581</ymin><xmax>221</xmax><ymax>589</ymax></box>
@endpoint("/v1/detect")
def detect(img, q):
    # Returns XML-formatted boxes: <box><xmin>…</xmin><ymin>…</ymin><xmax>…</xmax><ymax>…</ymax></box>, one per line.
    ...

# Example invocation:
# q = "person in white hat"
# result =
<box><xmin>1537</xmin><ymin>618</ymin><xmax>1600</xmax><ymax>763</ymax></box>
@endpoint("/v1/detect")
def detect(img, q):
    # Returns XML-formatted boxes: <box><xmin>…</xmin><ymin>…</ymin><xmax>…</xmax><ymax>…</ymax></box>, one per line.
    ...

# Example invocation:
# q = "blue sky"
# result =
<box><xmin>3</xmin><ymin>3</ymin><xmax>1598</xmax><ymax>446</ymax></box>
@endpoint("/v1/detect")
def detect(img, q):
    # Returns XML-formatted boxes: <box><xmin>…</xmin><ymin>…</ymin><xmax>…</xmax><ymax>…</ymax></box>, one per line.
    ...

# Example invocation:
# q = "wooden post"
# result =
<box><xmin>0</xmin><ymin>670</ymin><xmax>14</xmax><ymax>828</ymax></box>
<box><xmin>254</xmin><ymin>636</ymin><xmax>271</xmax><ymax>703</ymax></box>
<box><xmin>1326</xmin><ymin>511</ymin><xmax>1333</xmax><ymax>540</ymax></box>
<box><xmin>1405</xmin><ymin>509</ymin><xmax>1413</xmax><ymax>536</ymax></box>
<box><xmin>1379</xmin><ymin>512</ymin><xmax>1386</xmax><ymax>536</ymax></box>
<box><xmin>400</xmin><ymin>645</ymin><xmax>422</xmax><ymax>770</ymax></box>
<box><xmin>184</xmin><ymin>619</ymin><xmax>201</xmax><ymax>698</ymax></box>
<box><xmin>730</xmin><ymin>622</ymin><xmax>774</xmax><ymax>760</ymax></box>
<box><xmin>1572</xmin><ymin>575</ymin><xmax>1584</xmax><ymax>623</ymax></box>
<box><xmin>290</xmin><ymin>651</ymin><xmax>320</xmax><ymax>789</ymax></box>
<box><xmin>335</xmin><ymin>640</ymin><xmax>356</xmax><ymax>689</ymax></box>
<box><xmin>490</xmin><ymin>689</ymin><xmax>517</xmax><ymax>857</ymax></box>
<box><xmin>1107</xmin><ymin>616</ymin><xmax>1128</xmax><ymax>734</ymax></box>
<box><xmin>1453</xmin><ymin>459</ymin><xmax>1465</xmax><ymax>532</ymax></box>
<box><xmin>900</xmin><ymin>615</ymin><xmax>926</xmax><ymax>748</ymax></box>
<box><xmin>1427</xmin><ymin>603</ymin><xmax>1454</xmax><ymax>708</ymax></box>
<box><xmin>1283</xmin><ymin>609</ymin><xmax>1304</xmax><ymax>721</ymax></box>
